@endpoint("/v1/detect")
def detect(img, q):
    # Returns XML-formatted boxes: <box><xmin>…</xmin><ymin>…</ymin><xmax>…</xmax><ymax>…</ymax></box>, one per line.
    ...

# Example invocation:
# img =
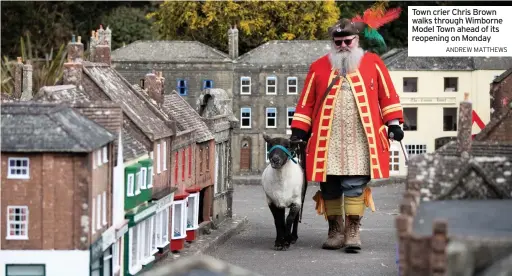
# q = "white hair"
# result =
<box><xmin>328</xmin><ymin>42</ymin><xmax>365</xmax><ymax>74</ymax></box>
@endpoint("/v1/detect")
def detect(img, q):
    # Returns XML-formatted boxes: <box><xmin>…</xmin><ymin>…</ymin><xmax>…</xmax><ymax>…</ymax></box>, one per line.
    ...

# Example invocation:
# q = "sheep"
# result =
<box><xmin>261</xmin><ymin>134</ymin><xmax>307</xmax><ymax>251</ymax></box>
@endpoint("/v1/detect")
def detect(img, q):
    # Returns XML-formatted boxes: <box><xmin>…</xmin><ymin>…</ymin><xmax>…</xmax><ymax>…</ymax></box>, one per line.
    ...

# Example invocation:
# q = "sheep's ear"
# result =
<box><xmin>262</xmin><ymin>133</ymin><xmax>271</xmax><ymax>143</ymax></box>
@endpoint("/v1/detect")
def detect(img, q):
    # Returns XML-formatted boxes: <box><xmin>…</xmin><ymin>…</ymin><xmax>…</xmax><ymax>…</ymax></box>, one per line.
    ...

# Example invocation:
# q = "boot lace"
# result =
<box><xmin>349</xmin><ymin>219</ymin><xmax>359</xmax><ymax>238</ymax></box>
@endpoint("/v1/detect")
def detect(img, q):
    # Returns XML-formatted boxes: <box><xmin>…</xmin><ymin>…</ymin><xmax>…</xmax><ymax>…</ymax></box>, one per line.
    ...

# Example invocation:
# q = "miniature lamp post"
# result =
<box><xmin>185</xmin><ymin>185</ymin><xmax>201</xmax><ymax>242</ymax></box>
<box><xmin>170</xmin><ymin>191</ymin><xmax>189</xmax><ymax>252</ymax></box>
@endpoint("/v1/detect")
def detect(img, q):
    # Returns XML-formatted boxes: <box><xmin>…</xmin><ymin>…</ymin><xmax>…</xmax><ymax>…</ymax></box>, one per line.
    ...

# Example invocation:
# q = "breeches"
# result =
<box><xmin>319</xmin><ymin>175</ymin><xmax>371</xmax><ymax>217</ymax></box>
<box><xmin>320</xmin><ymin>175</ymin><xmax>371</xmax><ymax>199</ymax></box>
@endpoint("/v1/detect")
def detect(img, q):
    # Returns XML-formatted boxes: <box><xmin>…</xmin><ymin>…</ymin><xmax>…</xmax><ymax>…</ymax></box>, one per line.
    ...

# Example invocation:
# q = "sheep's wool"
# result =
<box><xmin>261</xmin><ymin>159</ymin><xmax>304</xmax><ymax>208</ymax></box>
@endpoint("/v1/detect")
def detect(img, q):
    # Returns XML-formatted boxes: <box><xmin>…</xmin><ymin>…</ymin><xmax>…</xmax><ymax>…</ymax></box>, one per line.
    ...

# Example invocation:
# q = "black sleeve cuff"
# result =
<box><xmin>291</xmin><ymin>128</ymin><xmax>309</xmax><ymax>141</ymax></box>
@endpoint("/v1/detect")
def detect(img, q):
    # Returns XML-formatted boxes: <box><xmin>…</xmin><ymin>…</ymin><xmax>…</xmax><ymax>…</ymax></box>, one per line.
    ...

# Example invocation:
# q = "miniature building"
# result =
<box><xmin>0</xmin><ymin>102</ymin><xmax>117</xmax><ymax>276</ymax></box>
<box><xmin>396</xmin><ymin>93</ymin><xmax>512</xmax><ymax>276</ymax></box>
<box><xmin>490</xmin><ymin>68</ymin><xmax>512</xmax><ymax>120</ymax></box>
<box><xmin>196</xmin><ymin>88</ymin><xmax>239</xmax><ymax>222</ymax></box>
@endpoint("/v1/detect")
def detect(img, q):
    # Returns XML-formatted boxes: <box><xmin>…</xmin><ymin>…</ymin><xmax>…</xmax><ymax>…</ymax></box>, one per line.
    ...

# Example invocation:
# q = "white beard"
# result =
<box><xmin>328</xmin><ymin>46</ymin><xmax>365</xmax><ymax>74</ymax></box>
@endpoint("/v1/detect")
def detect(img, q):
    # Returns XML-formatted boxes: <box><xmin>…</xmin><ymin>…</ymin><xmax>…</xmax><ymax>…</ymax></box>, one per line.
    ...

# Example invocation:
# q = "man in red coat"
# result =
<box><xmin>290</xmin><ymin>15</ymin><xmax>404</xmax><ymax>253</ymax></box>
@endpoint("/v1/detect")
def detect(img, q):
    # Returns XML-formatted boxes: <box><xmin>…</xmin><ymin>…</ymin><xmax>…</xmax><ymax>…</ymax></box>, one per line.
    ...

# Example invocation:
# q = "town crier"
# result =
<box><xmin>290</xmin><ymin>7</ymin><xmax>404</xmax><ymax>253</ymax></box>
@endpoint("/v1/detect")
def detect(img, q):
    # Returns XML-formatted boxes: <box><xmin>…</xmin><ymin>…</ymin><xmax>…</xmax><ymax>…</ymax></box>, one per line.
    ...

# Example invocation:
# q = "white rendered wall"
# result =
<box><xmin>0</xmin><ymin>250</ymin><xmax>90</xmax><ymax>276</ymax></box>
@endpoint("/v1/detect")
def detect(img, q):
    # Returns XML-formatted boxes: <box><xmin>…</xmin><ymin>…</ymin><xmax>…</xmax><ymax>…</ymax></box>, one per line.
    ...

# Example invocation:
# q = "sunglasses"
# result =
<box><xmin>334</xmin><ymin>37</ymin><xmax>356</xmax><ymax>46</ymax></box>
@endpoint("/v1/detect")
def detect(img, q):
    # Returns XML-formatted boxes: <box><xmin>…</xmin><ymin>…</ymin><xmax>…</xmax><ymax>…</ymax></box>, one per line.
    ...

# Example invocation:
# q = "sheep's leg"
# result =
<box><xmin>290</xmin><ymin>208</ymin><xmax>300</xmax><ymax>244</ymax></box>
<box><xmin>269</xmin><ymin>202</ymin><xmax>287</xmax><ymax>251</ymax></box>
<box><xmin>286</xmin><ymin>204</ymin><xmax>300</xmax><ymax>245</ymax></box>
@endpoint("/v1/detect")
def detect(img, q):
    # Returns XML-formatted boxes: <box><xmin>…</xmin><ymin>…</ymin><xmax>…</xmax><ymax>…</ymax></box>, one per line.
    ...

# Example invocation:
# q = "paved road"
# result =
<box><xmin>208</xmin><ymin>183</ymin><xmax>404</xmax><ymax>276</ymax></box>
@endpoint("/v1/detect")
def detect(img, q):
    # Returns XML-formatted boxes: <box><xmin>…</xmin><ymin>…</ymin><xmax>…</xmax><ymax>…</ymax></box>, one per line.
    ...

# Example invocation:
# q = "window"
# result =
<box><xmin>177</xmin><ymin>79</ymin><xmax>188</xmax><ymax>95</ymax></box>
<box><xmin>240</xmin><ymin>107</ymin><xmax>252</xmax><ymax>128</ymax></box>
<box><xmin>147</xmin><ymin>167</ymin><xmax>153</xmax><ymax>188</ymax></box>
<box><xmin>135</xmin><ymin>171</ymin><xmax>142</xmax><ymax>195</ymax></box>
<box><xmin>444</xmin><ymin>77</ymin><xmax>458</xmax><ymax>92</ymax></box>
<box><xmin>405</xmin><ymin>144</ymin><xmax>427</xmax><ymax>166</ymax></box>
<box><xmin>174</xmin><ymin>151</ymin><xmax>179</xmax><ymax>184</ymax></box>
<box><xmin>103</xmin><ymin>248</ymin><xmax>113</xmax><ymax>276</ymax></box>
<box><xmin>202</xmin><ymin>80</ymin><xmax>214</xmax><ymax>90</ymax></box>
<box><xmin>127</xmin><ymin>174</ymin><xmax>135</xmax><ymax>196</ymax></box>
<box><xmin>287</xmin><ymin>77</ymin><xmax>298</xmax><ymax>94</ymax></box>
<box><xmin>7</xmin><ymin>157</ymin><xmax>29</xmax><ymax>179</ymax></box>
<box><xmin>266</xmin><ymin>107</ymin><xmax>277</xmax><ymax>128</ymax></box>
<box><xmin>287</xmin><ymin>107</ymin><xmax>296</xmax><ymax>128</ymax></box>
<box><xmin>96</xmin><ymin>194</ymin><xmax>101</xmax><ymax>230</ymax></box>
<box><xmin>129</xmin><ymin>225</ymin><xmax>139</xmax><ymax>273</ymax></box>
<box><xmin>92</xmin><ymin>198</ymin><xmax>96</xmax><ymax>234</ymax></box>
<box><xmin>403</xmin><ymin>77</ymin><xmax>418</xmax><ymax>92</ymax></box>
<box><xmin>141</xmin><ymin>168</ymin><xmax>147</xmax><ymax>189</ymax></box>
<box><xmin>97</xmin><ymin>149</ymin><xmax>102</xmax><ymax>166</ymax></box>
<box><xmin>163</xmin><ymin>141</ymin><xmax>167</xmax><ymax>171</ymax></box>
<box><xmin>151</xmin><ymin>216</ymin><xmax>158</xmax><ymax>252</ymax></box>
<box><xmin>181</xmin><ymin>150</ymin><xmax>186</xmax><ymax>181</ymax></box>
<box><xmin>5</xmin><ymin>264</ymin><xmax>45</xmax><ymax>276</ymax></box>
<box><xmin>389</xmin><ymin>145</ymin><xmax>400</xmax><ymax>174</ymax></box>
<box><xmin>188</xmin><ymin>147</ymin><xmax>192</xmax><ymax>178</ymax></box>
<box><xmin>266</xmin><ymin>76</ymin><xmax>277</xmax><ymax>94</ymax></box>
<box><xmin>206</xmin><ymin>146</ymin><xmax>209</xmax><ymax>171</ymax></box>
<box><xmin>403</xmin><ymin>108</ymin><xmax>418</xmax><ymax>131</ymax></box>
<box><xmin>265</xmin><ymin>142</ymin><xmax>271</xmax><ymax>163</ymax></box>
<box><xmin>102</xmin><ymin>192</ymin><xmax>107</xmax><ymax>226</ymax></box>
<box><xmin>113</xmin><ymin>239</ymin><xmax>122</xmax><ymax>273</ymax></box>
<box><xmin>443</xmin><ymin>107</ymin><xmax>458</xmax><ymax>131</ymax></box>
<box><xmin>150</xmin><ymin>151</ymin><xmax>154</xmax><ymax>160</ymax></box>
<box><xmin>240</xmin><ymin>76</ymin><xmax>251</xmax><ymax>95</ymax></box>
<box><xmin>198</xmin><ymin>149</ymin><xmax>203</xmax><ymax>174</ymax></box>
<box><xmin>6</xmin><ymin>206</ymin><xmax>28</xmax><ymax>239</ymax></box>
<box><xmin>156</xmin><ymin>143</ymin><xmax>161</xmax><ymax>174</ymax></box>
<box><xmin>102</xmin><ymin>146</ymin><xmax>108</xmax><ymax>163</ymax></box>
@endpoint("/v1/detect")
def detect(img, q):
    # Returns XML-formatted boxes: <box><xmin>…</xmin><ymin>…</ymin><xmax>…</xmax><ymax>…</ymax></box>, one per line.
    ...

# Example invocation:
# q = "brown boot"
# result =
<box><xmin>321</xmin><ymin>215</ymin><xmax>344</xmax><ymax>249</ymax></box>
<box><xmin>344</xmin><ymin>215</ymin><xmax>362</xmax><ymax>252</ymax></box>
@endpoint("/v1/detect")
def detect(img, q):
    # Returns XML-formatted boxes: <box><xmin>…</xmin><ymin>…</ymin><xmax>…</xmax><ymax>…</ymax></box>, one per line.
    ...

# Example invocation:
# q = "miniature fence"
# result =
<box><xmin>395</xmin><ymin>179</ymin><xmax>449</xmax><ymax>276</ymax></box>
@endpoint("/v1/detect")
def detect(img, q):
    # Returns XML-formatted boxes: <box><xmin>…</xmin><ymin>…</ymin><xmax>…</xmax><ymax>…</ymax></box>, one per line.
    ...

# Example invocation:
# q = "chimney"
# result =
<box><xmin>457</xmin><ymin>93</ymin><xmax>473</xmax><ymax>157</ymax></box>
<box><xmin>144</xmin><ymin>71</ymin><xmax>165</xmax><ymax>105</ymax></box>
<box><xmin>93</xmin><ymin>42</ymin><xmax>111</xmax><ymax>65</ymax></box>
<box><xmin>13</xmin><ymin>57</ymin><xmax>24</xmax><ymax>98</ymax></box>
<box><xmin>67</xmin><ymin>35</ymin><xmax>84</xmax><ymax>63</ymax></box>
<box><xmin>20</xmin><ymin>62</ymin><xmax>33</xmax><ymax>100</ymax></box>
<box><xmin>63</xmin><ymin>57</ymin><xmax>83</xmax><ymax>89</ymax></box>
<box><xmin>228</xmin><ymin>25</ymin><xmax>239</xmax><ymax>59</ymax></box>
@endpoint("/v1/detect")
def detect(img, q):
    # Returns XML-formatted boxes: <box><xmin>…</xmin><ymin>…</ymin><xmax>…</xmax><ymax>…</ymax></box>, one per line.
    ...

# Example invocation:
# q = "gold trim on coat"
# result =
<box><xmin>301</xmin><ymin>72</ymin><xmax>316</xmax><ymax>107</ymax></box>
<box><xmin>375</xmin><ymin>64</ymin><xmax>390</xmax><ymax>99</ymax></box>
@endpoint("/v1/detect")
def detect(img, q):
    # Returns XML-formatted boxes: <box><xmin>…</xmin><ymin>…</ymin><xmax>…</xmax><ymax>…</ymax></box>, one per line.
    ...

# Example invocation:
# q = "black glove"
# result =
<box><xmin>388</xmin><ymin>125</ymin><xmax>404</xmax><ymax>141</ymax></box>
<box><xmin>290</xmin><ymin>128</ymin><xmax>309</xmax><ymax>142</ymax></box>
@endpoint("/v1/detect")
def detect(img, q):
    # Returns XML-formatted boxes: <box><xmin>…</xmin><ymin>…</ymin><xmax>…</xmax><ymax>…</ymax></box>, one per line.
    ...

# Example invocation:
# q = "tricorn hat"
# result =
<box><xmin>329</xmin><ymin>5</ymin><xmax>402</xmax><ymax>52</ymax></box>
<box><xmin>328</xmin><ymin>19</ymin><xmax>366</xmax><ymax>37</ymax></box>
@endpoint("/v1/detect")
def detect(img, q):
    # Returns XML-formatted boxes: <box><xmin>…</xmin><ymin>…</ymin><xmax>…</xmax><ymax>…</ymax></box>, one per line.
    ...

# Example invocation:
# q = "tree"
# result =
<box><xmin>101</xmin><ymin>6</ymin><xmax>155</xmax><ymax>50</ymax></box>
<box><xmin>147</xmin><ymin>0</ymin><xmax>340</xmax><ymax>55</ymax></box>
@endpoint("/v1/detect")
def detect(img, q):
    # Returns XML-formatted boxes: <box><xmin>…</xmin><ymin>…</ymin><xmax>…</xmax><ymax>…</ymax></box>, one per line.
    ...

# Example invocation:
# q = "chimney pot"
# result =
<box><xmin>17</xmin><ymin>57</ymin><xmax>22</xmax><ymax>63</ymax></box>
<box><xmin>72</xmin><ymin>34</ymin><xmax>76</xmax><ymax>43</ymax></box>
<box><xmin>78</xmin><ymin>36</ymin><xmax>82</xmax><ymax>43</ymax></box>
<box><xmin>21</xmin><ymin>64</ymin><xmax>33</xmax><ymax>100</ymax></box>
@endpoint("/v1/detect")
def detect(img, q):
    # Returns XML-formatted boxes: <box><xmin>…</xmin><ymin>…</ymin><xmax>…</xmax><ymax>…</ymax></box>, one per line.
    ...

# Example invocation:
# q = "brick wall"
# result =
<box><xmin>491</xmin><ymin>72</ymin><xmax>512</xmax><ymax>120</ymax></box>
<box><xmin>1</xmin><ymin>152</ymin><xmax>93</xmax><ymax>250</ymax></box>
<box><xmin>152</xmin><ymin>137</ymin><xmax>172</xmax><ymax>197</ymax></box>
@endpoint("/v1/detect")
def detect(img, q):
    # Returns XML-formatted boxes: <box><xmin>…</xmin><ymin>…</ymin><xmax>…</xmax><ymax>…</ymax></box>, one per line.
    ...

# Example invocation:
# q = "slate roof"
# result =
<box><xmin>1</xmin><ymin>102</ymin><xmax>115</xmax><ymax>152</ymax></box>
<box><xmin>383</xmin><ymin>48</ymin><xmax>512</xmax><ymax>71</ymax></box>
<box><xmin>111</xmin><ymin>41</ymin><xmax>231</xmax><ymax>63</ymax></box>
<box><xmin>162</xmin><ymin>91</ymin><xmax>214</xmax><ymax>142</ymax></box>
<box><xmin>436</xmin><ymin>140</ymin><xmax>512</xmax><ymax>159</ymax></box>
<box><xmin>33</xmin><ymin>85</ymin><xmax>89</xmax><ymax>102</ymax></box>
<box><xmin>132</xmin><ymin>84</ymin><xmax>214</xmax><ymax>143</ymax></box>
<box><xmin>236</xmin><ymin>40</ymin><xmax>332</xmax><ymax>65</ymax></box>
<box><xmin>493</xmin><ymin>67</ymin><xmax>512</xmax><ymax>83</ymax></box>
<box><xmin>32</xmin><ymin>83</ymin><xmax>149</xmax><ymax>161</ymax></box>
<box><xmin>474</xmin><ymin>106</ymin><xmax>512</xmax><ymax>142</ymax></box>
<box><xmin>82</xmin><ymin>62</ymin><xmax>174</xmax><ymax>140</ymax></box>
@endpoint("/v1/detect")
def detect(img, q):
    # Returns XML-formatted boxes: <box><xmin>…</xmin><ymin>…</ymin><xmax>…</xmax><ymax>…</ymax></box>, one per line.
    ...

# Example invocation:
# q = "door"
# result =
<box><xmin>240</xmin><ymin>139</ymin><xmax>251</xmax><ymax>170</ymax></box>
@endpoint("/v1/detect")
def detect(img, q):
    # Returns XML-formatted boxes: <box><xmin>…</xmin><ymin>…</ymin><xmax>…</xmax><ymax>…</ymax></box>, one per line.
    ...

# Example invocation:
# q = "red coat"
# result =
<box><xmin>290</xmin><ymin>52</ymin><xmax>404</xmax><ymax>182</ymax></box>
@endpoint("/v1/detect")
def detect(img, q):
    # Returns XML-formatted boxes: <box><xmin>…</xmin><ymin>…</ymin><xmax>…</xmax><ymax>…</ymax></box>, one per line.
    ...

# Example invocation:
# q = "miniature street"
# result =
<box><xmin>208</xmin><ymin>182</ymin><xmax>403</xmax><ymax>276</ymax></box>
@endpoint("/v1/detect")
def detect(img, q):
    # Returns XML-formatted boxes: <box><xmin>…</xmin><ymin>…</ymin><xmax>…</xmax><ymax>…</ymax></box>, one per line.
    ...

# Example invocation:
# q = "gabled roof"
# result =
<box><xmin>493</xmin><ymin>67</ymin><xmax>512</xmax><ymax>83</ymax></box>
<box><xmin>436</xmin><ymin>140</ymin><xmax>512</xmax><ymax>159</ymax></box>
<box><xmin>82</xmin><ymin>62</ymin><xmax>174</xmax><ymax>140</ymax></box>
<box><xmin>111</xmin><ymin>41</ymin><xmax>231</xmax><ymax>63</ymax></box>
<box><xmin>161</xmin><ymin>90</ymin><xmax>214</xmax><ymax>142</ymax></box>
<box><xmin>1</xmin><ymin>102</ymin><xmax>115</xmax><ymax>152</ymax></box>
<box><xmin>33</xmin><ymin>85</ymin><xmax>89</xmax><ymax>102</ymax></box>
<box><xmin>383</xmin><ymin>48</ymin><xmax>512</xmax><ymax>71</ymax></box>
<box><xmin>236</xmin><ymin>40</ymin><xmax>332</xmax><ymax>65</ymax></box>
<box><xmin>474</xmin><ymin>106</ymin><xmax>512</xmax><ymax>142</ymax></box>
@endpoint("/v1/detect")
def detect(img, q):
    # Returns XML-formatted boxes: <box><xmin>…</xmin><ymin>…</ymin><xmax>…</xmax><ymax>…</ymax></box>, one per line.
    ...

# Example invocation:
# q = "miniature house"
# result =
<box><xmin>185</xmin><ymin>186</ymin><xmax>201</xmax><ymax>242</ymax></box>
<box><xmin>171</xmin><ymin>192</ymin><xmax>189</xmax><ymax>252</ymax></box>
